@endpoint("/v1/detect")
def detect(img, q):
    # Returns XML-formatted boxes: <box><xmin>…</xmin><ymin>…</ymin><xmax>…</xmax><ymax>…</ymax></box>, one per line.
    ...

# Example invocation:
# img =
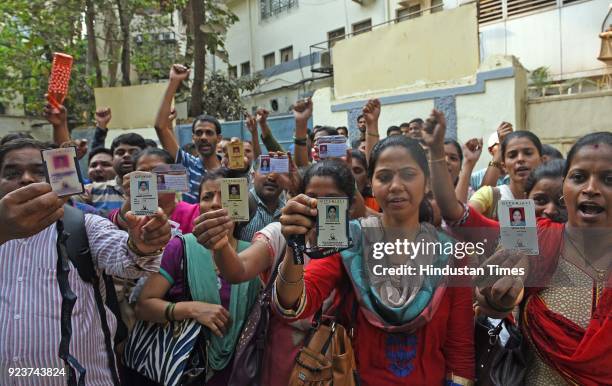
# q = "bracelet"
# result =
<box><xmin>165</xmin><ymin>302</ymin><xmax>176</xmax><ymax>322</ymax></box>
<box><xmin>278</xmin><ymin>261</ymin><xmax>304</xmax><ymax>285</ymax></box>
<box><xmin>127</xmin><ymin>236</ymin><xmax>164</xmax><ymax>257</ymax></box>
<box><xmin>488</xmin><ymin>160</ymin><xmax>503</xmax><ymax>170</ymax></box>
<box><xmin>118</xmin><ymin>209</ymin><xmax>128</xmax><ymax>225</ymax></box>
<box><xmin>293</xmin><ymin>136</ymin><xmax>307</xmax><ymax>146</ymax></box>
<box><xmin>366</xmin><ymin>131</ymin><xmax>380</xmax><ymax>137</ymax></box>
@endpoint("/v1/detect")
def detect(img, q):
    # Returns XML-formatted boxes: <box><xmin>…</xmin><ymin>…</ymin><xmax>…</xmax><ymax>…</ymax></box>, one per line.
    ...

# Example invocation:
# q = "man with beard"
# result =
<box><xmin>237</xmin><ymin>169</ymin><xmax>286</xmax><ymax>242</ymax></box>
<box><xmin>154</xmin><ymin>64</ymin><xmax>223</xmax><ymax>203</ymax></box>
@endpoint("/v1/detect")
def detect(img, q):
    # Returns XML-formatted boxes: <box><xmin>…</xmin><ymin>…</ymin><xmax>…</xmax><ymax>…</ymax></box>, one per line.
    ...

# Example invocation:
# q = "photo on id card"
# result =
<box><xmin>221</xmin><ymin>178</ymin><xmax>249</xmax><ymax>222</ymax></box>
<box><xmin>498</xmin><ymin>199</ymin><xmax>539</xmax><ymax>255</ymax></box>
<box><xmin>153</xmin><ymin>164</ymin><xmax>189</xmax><ymax>193</ymax></box>
<box><xmin>228</xmin><ymin>141</ymin><xmax>245</xmax><ymax>170</ymax></box>
<box><xmin>130</xmin><ymin>172</ymin><xmax>158</xmax><ymax>216</ymax></box>
<box><xmin>41</xmin><ymin>146</ymin><xmax>84</xmax><ymax>197</ymax></box>
<box><xmin>317</xmin><ymin>197</ymin><xmax>349</xmax><ymax>248</ymax></box>
<box><xmin>317</xmin><ymin>135</ymin><xmax>347</xmax><ymax>159</ymax></box>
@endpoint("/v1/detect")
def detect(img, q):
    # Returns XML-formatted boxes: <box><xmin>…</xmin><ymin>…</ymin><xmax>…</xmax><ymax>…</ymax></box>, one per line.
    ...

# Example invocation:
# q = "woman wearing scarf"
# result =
<box><xmin>431</xmin><ymin>129</ymin><xmax>612</xmax><ymax>385</ymax></box>
<box><xmin>274</xmin><ymin>109</ymin><xmax>474</xmax><ymax>385</ymax></box>
<box><xmin>136</xmin><ymin>169</ymin><xmax>260</xmax><ymax>385</ymax></box>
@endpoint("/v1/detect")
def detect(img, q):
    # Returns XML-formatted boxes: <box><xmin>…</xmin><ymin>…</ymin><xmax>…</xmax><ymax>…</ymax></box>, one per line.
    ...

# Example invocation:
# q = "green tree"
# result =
<box><xmin>201</xmin><ymin>71</ymin><xmax>261</xmax><ymax>120</ymax></box>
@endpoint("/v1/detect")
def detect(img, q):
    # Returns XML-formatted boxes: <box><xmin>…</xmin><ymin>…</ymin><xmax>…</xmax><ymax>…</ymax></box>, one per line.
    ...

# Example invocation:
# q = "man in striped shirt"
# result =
<box><xmin>0</xmin><ymin>139</ymin><xmax>171</xmax><ymax>386</ymax></box>
<box><xmin>154</xmin><ymin>64</ymin><xmax>222</xmax><ymax>203</ymax></box>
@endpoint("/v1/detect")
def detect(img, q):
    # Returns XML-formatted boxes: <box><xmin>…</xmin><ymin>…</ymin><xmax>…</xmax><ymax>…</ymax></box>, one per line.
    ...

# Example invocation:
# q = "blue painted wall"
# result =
<box><xmin>176</xmin><ymin>114</ymin><xmax>312</xmax><ymax>153</ymax></box>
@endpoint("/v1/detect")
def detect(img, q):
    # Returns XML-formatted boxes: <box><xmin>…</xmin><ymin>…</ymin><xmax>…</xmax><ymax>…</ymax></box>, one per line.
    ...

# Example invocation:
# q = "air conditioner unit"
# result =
<box><xmin>320</xmin><ymin>50</ymin><xmax>332</xmax><ymax>68</ymax></box>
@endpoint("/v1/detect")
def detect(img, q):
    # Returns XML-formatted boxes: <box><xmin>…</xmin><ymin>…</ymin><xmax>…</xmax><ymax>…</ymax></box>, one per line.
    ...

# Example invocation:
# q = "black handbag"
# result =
<box><xmin>475</xmin><ymin>316</ymin><xmax>526</xmax><ymax>386</ymax></box>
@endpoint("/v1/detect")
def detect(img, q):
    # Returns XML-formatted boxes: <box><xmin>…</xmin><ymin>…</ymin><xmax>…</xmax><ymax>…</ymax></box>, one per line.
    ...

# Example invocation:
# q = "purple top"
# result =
<box><xmin>159</xmin><ymin>237</ymin><xmax>233</xmax><ymax>385</ymax></box>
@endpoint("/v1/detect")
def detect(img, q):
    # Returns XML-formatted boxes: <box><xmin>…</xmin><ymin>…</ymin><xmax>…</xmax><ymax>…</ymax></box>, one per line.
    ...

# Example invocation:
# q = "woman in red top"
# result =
<box><xmin>430</xmin><ymin>130</ymin><xmax>612</xmax><ymax>385</ymax></box>
<box><xmin>274</xmin><ymin>108</ymin><xmax>474</xmax><ymax>385</ymax></box>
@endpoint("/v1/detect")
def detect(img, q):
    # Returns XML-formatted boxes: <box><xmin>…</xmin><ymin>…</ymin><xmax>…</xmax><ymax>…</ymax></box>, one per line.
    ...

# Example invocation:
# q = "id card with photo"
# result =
<box><xmin>130</xmin><ymin>172</ymin><xmax>158</xmax><ymax>216</ymax></box>
<box><xmin>221</xmin><ymin>178</ymin><xmax>249</xmax><ymax>222</ymax></box>
<box><xmin>153</xmin><ymin>164</ymin><xmax>189</xmax><ymax>193</ymax></box>
<box><xmin>317</xmin><ymin>197</ymin><xmax>349</xmax><ymax>248</ymax></box>
<box><xmin>41</xmin><ymin>147</ymin><xmax>84</xmax><ymax>197</ymax></box>
<box><xmin>498</xmin><ymin>199</ymin><xmax>539</xmax><ymax>255</ymax></box>
<box><xmin>317</xmin><ymin>135</ymin><xmax>347</xmax><ymax>159</ymax></box>
<box><xmin>259</xmin><ymin>155</ymin><xmax>271</xmax><ymax>174</ymax></box>
<box><xmin>228</xmin><ymin>141</ymin><xmax>245</xmax><ymax>170</ymax></box>
<box><xmin>270</xmin><ymin>156</ymin><xmax>289</xmax><ymax>174</ymax></box>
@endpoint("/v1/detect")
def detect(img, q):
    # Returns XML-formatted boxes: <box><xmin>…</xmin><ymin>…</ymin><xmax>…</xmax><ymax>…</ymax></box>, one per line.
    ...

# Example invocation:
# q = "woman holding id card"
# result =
<box><xmin>275</xmin><ymin>113</ymin><xmax>474</xmax><ymax>386</ymax></box>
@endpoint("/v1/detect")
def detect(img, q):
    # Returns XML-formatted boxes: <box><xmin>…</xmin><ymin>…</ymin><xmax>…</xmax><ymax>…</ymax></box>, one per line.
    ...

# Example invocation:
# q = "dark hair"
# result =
<box><xmin>444</xmin><ymin>139</ymin><xmax>463</xmax><ymax>165</ymax></box>
<box><xmin>399</xmin><ymin>122</ymin><xmax>410</xmax><ymax>129</ymax></box>
<box><xmin>88</xmin><ymin>147</ymin><xmax>113</xmax><ymax>166</ymax></box>
<box><xmin>199</xmin><ymin>168</ymin><xmax>229</xmax><ymax>194</ymax></box>
<box><xmin>307</xmin><ymin>129</ymin><xmax>314</xmax><ymax>142</ymax></box>
<box><xmin>301</xmin><ymin>159</ymin><xmax>356</xmax><ymax>206</ymax></box>
<box><xmin>541</xmin><ymin>144</ymin><xmax>563</xmax><ymax>161</ymax></box>
<box><xmin>525</xmin><ymin>159</ymin><xmax>565</xmax><ymax>195</ymax></box>
<box><xmin>350</xmin><ymin>149</ymin><xmax>367</xmax><ymax>170</ymax></box>
<box><xmin>110</xmin><ymin>133</ymin><xmax>146</xmax><ymax>155</ymax></box>
<box><xmin>192</xmin><ymin>115</ymin><xmax>222</xmax><ymax>135</ymax></box>
<box><xmin>564</xmin><ymin>132</ymin><xmax>612</xmax><ymax>177</ymax></box>
<box><xmin>408</xmin><ymin>118</ymin><xmax>424</xmax><ymax>126</ymax></box>
<box><xmin>0</xmin><ymin>132</ymin><xmax>34</xmax><ymax>146</ymax></box>
<box><xmin>0</xmin><ymin>138</ymin><xmax>50</xmax><ymax>169</ymax></box>
<box><xmin>336</xmin><ymin>126</ymin><xmax>348</xmax><ymax>132</ymax></box>
<box><xmin>367</xmin><ymin>135</ymin><xmax>432</xmax><ymax>223</ymax></box>
<box><xmin>132</xmin><ymin>147</ymin><xmax>174</xmax><ymax>167</ymax></box>
<box><xmin>351</xmin><ymin>139</ymin><xmax>363</xmax><ymax>149</ymax></box>
<box><xmin>144</xmin><ymin>139</ymin><xmax>158</xmax><ymax>148</ymax></box>
<box><xmin>386</xmin><ymin>126</ymin><xmax>401</xmax><ymax>136</ymax></box>
<box><xmin>368</xmin><ymin>135</ymin><xmax>428</xmax><ymax>180</ymax></box>
<box><xmin>357</xmin><ymin>114</ymin><xmax>364</xmax><ymax>122</ymax></box>
<box><xmin>500</xmin><ymin>131</ymin><xmax>543</xmax><ymax>160</ymax></box>
<box><xmin>314</xmin><ymin>126</ymin><xmax>338</xmax><ymax>137</ymax></box>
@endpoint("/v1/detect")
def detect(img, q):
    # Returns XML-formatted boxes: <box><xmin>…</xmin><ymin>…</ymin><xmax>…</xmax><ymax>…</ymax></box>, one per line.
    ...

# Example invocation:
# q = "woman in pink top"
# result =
<box><xmin>111</xmin><ymin>148</ymin><xmax>200</xmax><ymax>234</ymax></box>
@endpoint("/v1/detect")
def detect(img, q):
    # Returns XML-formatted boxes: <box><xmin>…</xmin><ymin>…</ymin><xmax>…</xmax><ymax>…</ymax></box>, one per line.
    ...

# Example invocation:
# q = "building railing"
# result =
<box><xmin>261</xmin><ymin>0</ymin><xmax>298</xmax><ymax>20</ymax></box>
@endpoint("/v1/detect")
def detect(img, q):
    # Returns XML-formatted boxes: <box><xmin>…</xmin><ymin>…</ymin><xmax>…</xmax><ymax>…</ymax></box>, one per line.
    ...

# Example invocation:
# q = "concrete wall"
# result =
<box><xmin>332</xmin><ymin>4</ymin><xmax>479</xmax><ymax>99</ymax></box>
<box><xmin>480</xmin><ymin>0</ymin><xmax>610</xmax><ymax>79</ymax></box>
<box><xmin>313</xmin><ymin>55</ymin><xmax>527</xmax><ymax>170</ymax></box>
<box><xmin>526</xmin><ymin>89</ymin><xmax>612</xmax><ymax>154</ymax></box>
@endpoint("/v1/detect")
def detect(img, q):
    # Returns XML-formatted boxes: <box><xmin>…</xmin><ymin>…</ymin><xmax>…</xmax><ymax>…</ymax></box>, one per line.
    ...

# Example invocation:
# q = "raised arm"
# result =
<box><xmin>91</xmin><ymin>107</ymin><xmax>112</xmax><ymax>149</ymax></box>
<box><xmin>422</xmin><ymin>110</ymin><xmax>465</xmax><ymax>222</ymax></box>
<box><xmin>292</xmin><ymin>98</ymin><xmax>313</xmax><ymax>167</ymax></box>
<box><xmin>245</xmin><ymin>113</ymin><xmax>262</xmax><ymax>160</ymax></box>
<box><xmin>155</xmin><ymin>64</ymin><xmax>190</xmax><ymax>160</ymax></box>
<box><xmin>480</xmin><ymin>122</ymin><xmax>512</xmax><ymax>188</ymax></box>
<box><xmin>44</xmin><ymin>103</ymin><xmax>70</xmax><ymax>146</ymax></box>
<box><xmin>455</xmin><ymin>138</ymin><xmax>483</xmax><ymax>203</ymax></box>
<box><xmin>362</xmin><ymin>99</ymin><xmax>381</xmax><ymax>164</ymax></box>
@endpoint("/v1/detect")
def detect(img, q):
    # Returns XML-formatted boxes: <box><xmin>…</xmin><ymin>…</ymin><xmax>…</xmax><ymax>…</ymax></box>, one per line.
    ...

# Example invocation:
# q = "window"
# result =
<box><xmin>506</xmin><ymin>0</ymin><xmax>556</xmax><ymax>17</ymax></box>
<box><xmin>241</xmin><ymin>61</ymin><xmax>251</xmax><ymax>76</ymax></box>
<box><xmin>263</xmin><ymin>53</ymin><xmax>275</xmax><ymax>69</ymax></box>
<box><xmin>478</xmin><ymin>0</ymin><xmax>503</xmax><ymax>23</ymax></box>
<box><xmin>397</xmin><ymin>5</ymin><xmax>421</xmax><ymax>22</ymax></box>
<box><xmin>328</xmin><ymin>27</ymin><xmax>345</xmax><ymax>48</ymax></box>
<box><xmin>228</xmin><ymin>65</ymin><xmax>237</xmax><ymax>79</ymax></box>
<box><xmin>261</xmin><ymin>0</ymin><xmax>298</xmax><ymax>20</ymax></box>
<box><xmin>478</xmin><ymin>0</ymin><xmax>557</xmax><ymax>24</ymax></box>
<box><xmin>280</xmin><ymin>46</ymin><xmax>293</xmax><ymax>62</ymax></box>
<box><xmin>352</xmin><ymin>19</ymin><xmax>372</xmax><ymax>35</ymax></box>
<box><xmin>431</xmin><ymin>0</ymin><xmax>443</xmax><ymax>13</ymax></box>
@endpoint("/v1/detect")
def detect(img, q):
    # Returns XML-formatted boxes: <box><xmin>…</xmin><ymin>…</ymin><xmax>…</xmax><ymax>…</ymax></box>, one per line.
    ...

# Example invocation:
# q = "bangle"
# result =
<box><xmin>278</xmin><ymin>261</ymin><xmax>303</xmax><ymax>285</ymax></box>
<box><xmin>118</xmin><ymin>209</ymin><xmax>128</xmax><ymax>225</ymax></box>
<box><xmin>488</xmin><ymin>160</ymin><xmax>503</xmax><ymax>170</ymax></box>
<box><xmin>366</xmin><ymin>131</ymin><xmax>380</xmax><ymax>137</ymax></box>
<box><xmin>165</xmin><ymin>302</ymin><xmax>176</xmax><ymax>322</ymax></box>
<box><xmin>293</xmin><ymin>136</ymin><xmax>307</xmax><ymax>146</ymax></box>
<box><xmin>127</xmin><ymin>236</ymin><xmax>163</xmax><ymax>257</ymax></box>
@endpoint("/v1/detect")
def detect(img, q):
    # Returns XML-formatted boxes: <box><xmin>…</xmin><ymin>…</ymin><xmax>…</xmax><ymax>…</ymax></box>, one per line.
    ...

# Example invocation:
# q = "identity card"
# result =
<box><xmin>153</xmin><ymin>164</ymin><xmax>189</xmax><ymax>193</ymax></box>
<box><xmin>130</xmin><ymin>172</ymin><xmax>158</xmax><ymax>216</ymax></box>
<box><xmin>317</xmin><ymin>135</ymin><xmax>347</xmax><ymax>159</ymax></box>
<box><xmin>41</xmin><ymin>146</ymin><xmax>84</xmax><ymax>197</ymax></box>
<box><xmin>316</xmin><ymin>197</ymin><xmax>349</xmax><ymax>248</ymax></box>
<box><xmin>221</xmin><ymin>178</ymin><xmax>249</xmax><ymax>222</ymax></box>
<box><xmin>498</xmin><ymin>199</ymin><xmax>539</xmax><ymax>255</ymax></box>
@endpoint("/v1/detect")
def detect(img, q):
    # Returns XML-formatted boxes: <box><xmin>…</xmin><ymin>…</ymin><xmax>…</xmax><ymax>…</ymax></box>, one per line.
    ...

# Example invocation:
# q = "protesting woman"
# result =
<box><xmin>194</xmin><ymin>158</ymin><xmax>362</xmax><ymax>386</ymax></box>
<box><xmin>431</xmin><ymin>130</ymin><xmax>612</xmax><ymax>385</ymax></box>
<box><xmin>273</xmin><ymin>107</ymin><xmax>474</xmax><ymax>385</ymax></box>
<box><xmin>135</xmin><ymin>169</ymin><xmax>261</xmax><ymax>385</ymax></box>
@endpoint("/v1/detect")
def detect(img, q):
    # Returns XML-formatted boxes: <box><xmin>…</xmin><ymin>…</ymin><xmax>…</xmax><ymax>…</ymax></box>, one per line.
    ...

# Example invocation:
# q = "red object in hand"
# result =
<box><xmin>47</xmin><ymin>53</ymin><xmax>73</xmax><ymax>109</ymax></box>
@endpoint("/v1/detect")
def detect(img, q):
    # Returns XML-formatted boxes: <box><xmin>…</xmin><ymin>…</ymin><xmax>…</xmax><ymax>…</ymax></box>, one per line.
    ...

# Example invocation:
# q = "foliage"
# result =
<box><xmin>0</xmin><ymin>0</ymin><xmax>242</xmax><ymax>124</ymax></box>
<box><xmin>201</xmin><ymin>72</ymin><xmax>261</xmax><ymax>120</ymax></box>
<box><xmin>529</xmin><ymin>66</ymin><xmax>551</xmax><ymax>89</ymax></box>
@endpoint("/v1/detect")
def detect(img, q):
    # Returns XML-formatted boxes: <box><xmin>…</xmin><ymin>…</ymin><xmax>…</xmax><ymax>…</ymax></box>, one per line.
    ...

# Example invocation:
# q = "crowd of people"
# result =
<box><xmin>0</xmin><ymin>63</ymin><xmax>610</xmax><ymax>386</ymax></box>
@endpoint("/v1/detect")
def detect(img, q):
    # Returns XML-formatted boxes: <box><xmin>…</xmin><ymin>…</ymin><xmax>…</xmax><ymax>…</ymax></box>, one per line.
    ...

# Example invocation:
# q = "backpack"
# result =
<box><xmin>57</xmin><ymin>204</ymin><xmax>128</xmax><ymax>386</ymax></box>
